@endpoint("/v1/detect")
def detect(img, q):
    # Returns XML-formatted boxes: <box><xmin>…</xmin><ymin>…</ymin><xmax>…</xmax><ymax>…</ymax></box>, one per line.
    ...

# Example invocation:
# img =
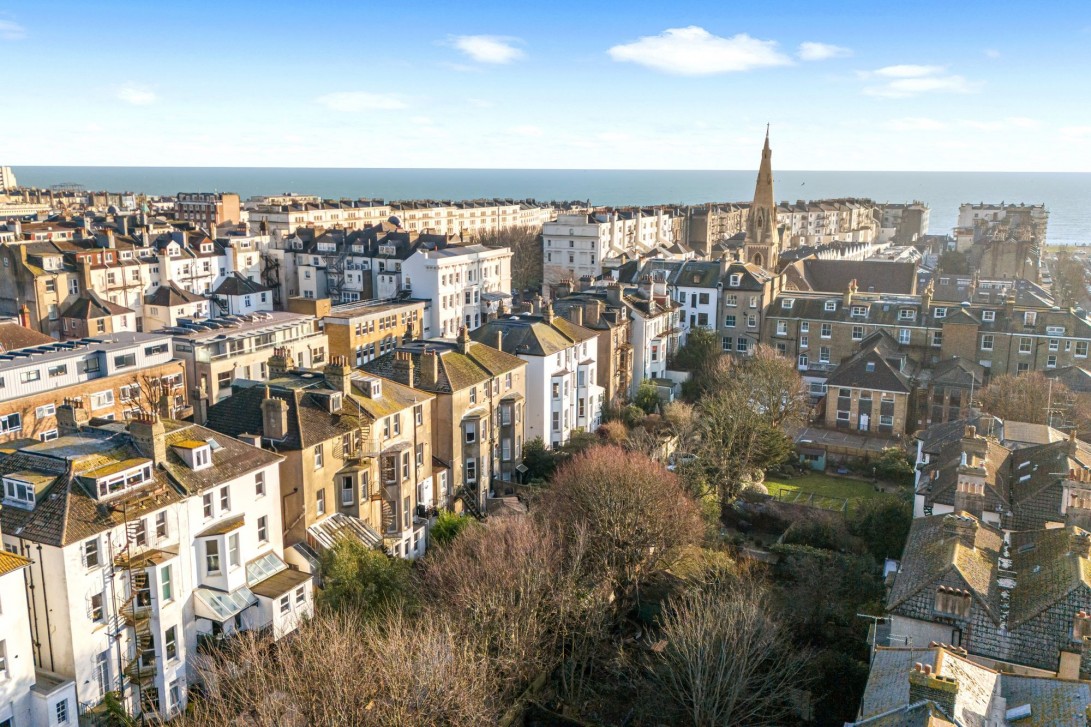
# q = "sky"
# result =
<box><xmin>1</xmin><ymin>0</ymin><xmax>1090</xmax><ymax>171</ymax></box>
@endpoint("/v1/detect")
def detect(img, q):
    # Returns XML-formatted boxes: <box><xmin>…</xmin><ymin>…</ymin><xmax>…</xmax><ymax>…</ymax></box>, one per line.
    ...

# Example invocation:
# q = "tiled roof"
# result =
<box><xmin>0</xmin><ymin>323</ymin><xmax>55</xmax><ymax>352</ymax></box>
<box><xmin>0</xmin><ymin>548</ymin><xmax>32</xmax><ymax>577</ymax></box>
<box><xmin>160</xmin><ymin>422</ymin><xmax>283</xmax><ymax>494</ymax></box>
<box><xmin>1044</xmin><ymin>366</ymin><xmax>1091</xmax><ymax>394</ymax></box>
<box><xmin>470</xmin><ymin>315</ymin><xmax>593</xmax><ymax>357</ymax></box>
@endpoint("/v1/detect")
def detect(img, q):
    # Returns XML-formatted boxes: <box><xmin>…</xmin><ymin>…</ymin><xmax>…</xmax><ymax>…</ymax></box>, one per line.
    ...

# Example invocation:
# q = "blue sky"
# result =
<box><xmin>1</xmin><ymin>0</ymin><xmax>1089</xmax><ymax>171</ymax></box>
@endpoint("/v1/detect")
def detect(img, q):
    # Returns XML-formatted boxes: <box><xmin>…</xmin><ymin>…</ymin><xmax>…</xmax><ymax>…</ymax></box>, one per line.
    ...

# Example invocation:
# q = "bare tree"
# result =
<box><xmin>475</xmin><ymin>225</ymin><xmax>543</xmax><ymax>292</ymax></box>
<box><xmin>178</xmin><ymin>611</ymin><xmax>497</xmax><ymax>727</ymax></box>
<box><xmin>540</xmin><ymin>445</ymin><xmax>701</xmax><ymax>607</ymax></box>
<box><xmin>651</xmin><ymin>572</ymin><xmax>812</xmax><ymax>727</ymax></box>
<box><xmin>742</xmin><ymin>345</ymin><xmax>811</xmax><ymax>429</ymax></box>
<box><xmin>978</xmin><ymin>371</ymin><xmax>1074</xmax><ymax>427</ymax></box>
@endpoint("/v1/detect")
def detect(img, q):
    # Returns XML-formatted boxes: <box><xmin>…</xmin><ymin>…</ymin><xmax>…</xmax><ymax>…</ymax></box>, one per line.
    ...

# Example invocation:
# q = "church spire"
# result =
<box><xmin>743</xmin><ymin>126</ymin><xmax>780</xmax><ymax>270</ymax></box>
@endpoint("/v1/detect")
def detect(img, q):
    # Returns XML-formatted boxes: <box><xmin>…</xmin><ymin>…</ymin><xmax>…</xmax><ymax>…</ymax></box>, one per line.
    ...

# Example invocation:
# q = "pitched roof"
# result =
<box><xmin>469</xmin><ymin>314</ymin><xmax>595</xmax><ymax>357</ymax></box>
<box><xmin>144</xmin><ymin>281</ymin><xmax>205</xmax><ymax>308</ymax></box>
<box><xmin>213</xmin><ymin>272</ymin><xmax>270</xmax><ymax>297</ymax></box>
<box><xmin>856</xmin><ymin>645</ymin><xmax>1091</xmax><ymax>727</ymax></box>
<box><xmin>1044</xmin><ymin>366</ymin><xmax>1091</xmax><ymax>394</ymax></box>
<box><xmin>802</xmin><ymin>259</ymin><xmax>918</xmax><ymax>295</ymax></box>
<box><xmin>362</xmin><ymin>339</ymin><xmax>525</xmax><ymax>395</ymax></box>
<box><xmin>59</xmin><ymin>290</ymin><xmax>132</xmax><ymax>320</ymax></box>
<box><xmin>888</xmin><ymin>513</ymin><xmax>1004</xmax><ymax>622</ymax></box>
<box><xmin>1008</xmin><ymin>525</ymin><xmax>1091</xmax><ymax>626</ymax></box>
<box><xmin>206</xmin><ymin>379</ymin><xmax>365</xmax><ymax>450</ymax></box>
<box><xmin>826</xmin><ymin>330</ymin><xmax>916</xmax><ymax>393</ymax></box>
<box><xmin>0</xmin><ymin>323</ymin><xmax>55</xmax><ymax>352</ymax></box>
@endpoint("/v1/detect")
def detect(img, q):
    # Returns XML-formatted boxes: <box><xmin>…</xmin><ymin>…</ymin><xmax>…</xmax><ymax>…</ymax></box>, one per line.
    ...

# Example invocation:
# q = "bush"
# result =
<box><xmin>522</xmin><ymin>436</ymin><xmax>557</xmax><ymax>481</ymax></box>
<box><xmin>318</xmin><ymin>538</ymin><xmax>415</xmax><ymax>617</ymax></box>
<box><xmin>633</xmin><ymin>381</ymin><xmax>661</xmax><ymax>414</ymax></box>
<box><xmin>430</xmin><ymin>510</ymin><xmax>474</xmax><ymax>548</ymax></box>
<box><xmin>782</xmin><ymin>517</ymin><xmax>863</xmax><ymax>554</ymax></box>
<box><xmin>847</xmin><ymin>497</ymin><xmax>913</xmax><ymax>561</ymax></box>
<box><xmin>874</xmin><ymin>448</ymin><xmax>915</xmax><ymax>486</ymax></box>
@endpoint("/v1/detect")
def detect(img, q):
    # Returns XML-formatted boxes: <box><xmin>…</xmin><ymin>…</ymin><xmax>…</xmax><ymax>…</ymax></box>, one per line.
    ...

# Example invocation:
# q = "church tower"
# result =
<box><xmin>743</xmin><ymin>126</ymin><xmax>781</xmax><ymax>271</ymax></box>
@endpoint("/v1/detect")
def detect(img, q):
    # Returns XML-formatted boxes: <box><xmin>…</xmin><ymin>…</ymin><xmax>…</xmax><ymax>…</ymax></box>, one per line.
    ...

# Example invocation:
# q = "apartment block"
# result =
<box><xmin>323</xmin><ymin>298</ymin><xmax>426</xmax><ymax>367</ymax></box>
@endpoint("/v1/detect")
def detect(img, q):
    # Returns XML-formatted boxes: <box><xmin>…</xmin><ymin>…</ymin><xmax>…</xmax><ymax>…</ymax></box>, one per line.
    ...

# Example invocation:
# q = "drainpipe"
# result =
<box><xmin>36</xmin><ymin>543</ymin><xmax>55</xmax><ymax>672</ymax></box>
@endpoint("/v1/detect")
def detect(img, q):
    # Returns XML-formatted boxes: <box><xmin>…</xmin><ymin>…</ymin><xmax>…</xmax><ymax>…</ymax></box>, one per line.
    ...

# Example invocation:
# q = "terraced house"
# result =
<box><xmin>206</xmin><ymin>350</ymin><xmax>435</xmax><ymax>561</ymax></box>
<box><xmin>363</xmin><ymin>332</ymin><xmax>527</xmax><ymax>515</ymax></box>
<box><xmin>888</xmin><ymin>512</ymin><xmax>1091</xmax><ymax>680</ymax></box>
<box><xmin>471</xmin><ymin>308</ymin><xmax>602</xmax><ymax>449</ymax></box>
<box><xmin>0</xmin><ymin>406</ymin><xmax>311</xmax><ymax>722</ymax></box>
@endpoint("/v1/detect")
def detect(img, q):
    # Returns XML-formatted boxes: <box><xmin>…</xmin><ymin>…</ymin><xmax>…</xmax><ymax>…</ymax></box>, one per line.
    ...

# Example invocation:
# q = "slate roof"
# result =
<box><xmin>1044</xmin><ymin>366</ymin><xmax>1091</xmax><ymax>394</ymax></box>
<box><xmin>59</xmin><ymin>290</ymin><xmax>132</xmax><ymax>320</ymax></box>
<box><xmin>918</xmin><ymin>435</ymin><xmax>1012</xmax><ymax>512</ymax></box>
<box><xmin>632</xmin><ymin>259</ymin><xmax>723</xmax><ymax>288</ymax></box>
<box><xmin>144</xmin><ymin>281</ymin><xmax>205</xmax><ymax>308</ymax></box>
<box><xmin>469</xmin><ymin>314</ymin><xmax>596</xmax><ymax>357</ymax></box>
<box><xmin>930</xmin><ymin>357</ymin><xmax>984</xmax><ymax>389</ymax></box>
<box><xmin>0</xmin><ymin>323</ymin><xmax>55</xmax><ymax>352</ymax></box>
<box><xmin>362</xmin><ymin>339</ymin><xmax>525</xmax><ymax>395</ymax></box>
<box><xmin>827</xmin><ymin>330</ymin><xmax>916</xmax><ymax>393</ymax></box>
<box><xmin>213</xmin><ymin>272</ymin><xmax>270</xmax><ymax>297</ymax></box>
<box><xmin>206</xmin><ymin>378</ymin><xmax>366</xmax><ymax>451</ymax></box>
<box><xmin>802</xmin><ymin>259</ymin><xmax>918</xmax><ymax>295</ymax></box>
<box><xmin>888</xmin><ymin>513</ymin><xmax>1004</xmax><ymax>622</ymax></box>
<box><xmin>856</xmin><ymin>645</ymin><xmax>1091</xmax><ymax>727</ymax></box>
<box><xmin>1008</xmin><ymin>525</ymin><xmax>1091</xmax><ymax>626</ymax></box>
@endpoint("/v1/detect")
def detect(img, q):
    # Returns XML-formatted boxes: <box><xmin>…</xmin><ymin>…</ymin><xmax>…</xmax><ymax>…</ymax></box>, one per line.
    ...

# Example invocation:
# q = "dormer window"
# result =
<box><xmin>781</xmin><ymin>298</ymin><xmax>794</xmax><ymax>309</ymax></box>
<box><xmin>201</xmin><ymin>243</ymin><xmax>213</xmax><ymax>253</ymax></box>
<box><xmin>981</xmin><ymin>310</ymin><xmax>995</xmax><ymax>322</ymax></box>
<box><xmin>91</xmin><ymin>461</ymin><xmax>154</xmax><ymax>499</ymax></box>
<box><xmin>3</xmin><ymin>476</ymin><xmax>37</xmax><ymax>509</ymax></box>
<box><xmin>898</xmin><ymin>309</ymin><xmax>916</xmax><ymax>321</ymax></box>
<box><xmin>933</xmin><ymin>307</ymin><xmax>947</xmax><ymax>318</ymax></box>
<box><xmin>173</xmin><ymin>440</ymin><xmax>212</xmax><ymax>471</ymax></box>
<box><xmin>729</xmin><ymin>274</ymin><xmax>741</xmax><ymax>287</ymax></box>
<box><xmin>851</xmin><ymin>306</ymin><xmax>868</xmax><ymax>318</ymax></box>
<box><xmin>824</xmin><ymin>301</ymin><xmax>837</xmax><ymax>312</ymax></box>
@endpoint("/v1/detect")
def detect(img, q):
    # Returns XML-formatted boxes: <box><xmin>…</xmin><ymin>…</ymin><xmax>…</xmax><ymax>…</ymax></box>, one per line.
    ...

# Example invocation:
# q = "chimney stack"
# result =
<box><xmin>129</xmin><ymin>413</ymin><xmax>167</xmax><ymax>467</ymax></box>
<box><xmin>268</xmin><ymin>347</ymin><xmax>295</xmax><ymax>378</ymax></box>
<box><xmin>458</xmin><ymin>326</ymin><xmax>471</xmax><ymax>355</ymax></box>
<box><xmin>908</xmin><ymin>665</ymin><xmax>959</xmax><ymax>718</ymax></box>
<box><xmin>261</xmin><ymin>386</ymin><xmax>289</xmax><ymax>441</ymax></box>
<box><xmin>18</xmin><ymin>304</ymin><xmax>30</xmax><ymax>329</ymax></box>
<box><xmin>393</xmin><ymin>350</ymin><xmax>415</xmax><ymax>389</ymax></box>
<box><xmin>606</xmin><ymin>281</ymin><xmax>623</xmax><ymax>307</ymax></box>
<box><xmin>56</xmin><ymin>398</ymin><xmax>89</xmax><ymax>434</ymax></box>
<box><xmin>943</xmin><ymin>513</ymin><xmax>979</xmax><ymax>549</ymax></box>
<box><xmin>543</xmin><ymin>301</ymin><xmax>555</xmax><ymax>325</ymax></box>
<box><xmin>1070</xmin><ymin>529</ymin><xmax>1091</xmax><ymax>559</ymax></box>
<box><xmin>419</xmin><ymin>349</ymin><xmax>440</xmax><ymax>389</ymax></box>
<box><xmin>553</xmin><ymin>279</ymin><xmax>573</xmax><ymax>299</ymax></box>
<box><xmin>565</xmin><ymin>304</ymin><xmax>584</xmax><ymax>327</ymax></box>
<box><xmin>324</xmin><ymin>355</ymin><xmax>354</xmax><ymax>394</ymax></box>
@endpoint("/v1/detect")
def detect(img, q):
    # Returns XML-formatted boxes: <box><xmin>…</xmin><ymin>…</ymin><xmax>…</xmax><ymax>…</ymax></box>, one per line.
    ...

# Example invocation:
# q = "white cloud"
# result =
<box><xmin>984</xmin><ymin>48</ymin><xmax>1001</xmax><ymax>59</ymax></box>
<box><xmin>607</xmin><ymin>27</ymin><xmax>791</xmax><ymax>75</ymax></box>
<box><xmin>798</xmin><ymin>41</ymin><xmax>851</xmax><ymax>61</ymax></box>
<box><xmin>960</xmin><ymin>117</ymin><xmax>1040</xmax><ymax>131</ymax></box>
<box><xmin>861</xmin><ymin>65</ymin><xmax>977</xmax><ymax>98</ymax></box>
<box><xmin>116</xmin><ymin>84</ymin><xmax>157</xmax><ymax>106</ymax></box>
<box><xmin>869</xmin><ymin>64</ymin><xmax>945</xmax><ymax>78</ymax></box>
<box><xmin>0</xmin><ymin>19</ymin><xmax>26</xmax><ymax>40</ymax></box>
<box><xmin>450</xmin><ymin>35</ymin><xmax>524</xmax><ymax>64</ymax></box>
<box><xmin>884</xmin><ymin>117</ymin><xmax>946</xmax><ymax>131</ymax></box>
<box><xmin>315</xmin><ymin>92</ymin><xmax>407</xmax><ymax>112</ymax></box>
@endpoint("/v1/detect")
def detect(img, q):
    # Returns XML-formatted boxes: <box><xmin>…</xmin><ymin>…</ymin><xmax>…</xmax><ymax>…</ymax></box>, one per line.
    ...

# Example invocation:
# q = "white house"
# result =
<box><xmin>210</xmin><ymin>273</ymin><xmax>274</xmax><ymax>317</ymax></box>
<box><xmin>470</xmin><ymin>307</ymin><xmax>603</xmax><ymax>448</ymax></box>
<box><xmin>400</xmin><ymin>244</ymin><xmax>513</xmax><ymax>339</ymax></box>
<box><xmin>621</xmin><ymin>278</ymin><xmax>683</xmax><ymax>395</ymax></box>
<box><xmin>0</xmin><ymin>407</ymin><xmax>312</xmax><ymax>722</ymax></box>
<box><xmin>620</xmin><ymin>259</ymin><xmax>723</xmax><ymax>346</ymax></box>
<box><xmin>0</xmin><ymin>529</ymin><xmax>78</xmax><ymax>727</ymax></box>
<box><xmin>543</xmin><ymin>210</ymin><xmax>675</xmax><ymax>288</ymax></box>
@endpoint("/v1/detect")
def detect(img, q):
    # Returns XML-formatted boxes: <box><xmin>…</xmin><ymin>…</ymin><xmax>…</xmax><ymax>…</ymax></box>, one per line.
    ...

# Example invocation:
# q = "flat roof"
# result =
<box><xmin>325</xmin><ymin>298</ymin><xmax>427</xmax><ymax>320</ymax></box>
<box><xmin>0</xmin><ymin>332</ymin><xmax>173</xmax><ymax>370</ymax></box>
<box><xmin>161</xmin><ymin>310</ymin><xmax>317</xmax><ymax>342</ymax></box>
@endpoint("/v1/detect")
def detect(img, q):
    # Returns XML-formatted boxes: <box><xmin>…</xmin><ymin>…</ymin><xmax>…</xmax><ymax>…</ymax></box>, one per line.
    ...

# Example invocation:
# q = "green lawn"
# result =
<box><xmin>763</xmin><ymin>472</ymin><xmax>892</xmax><ymax>512</ymax></box>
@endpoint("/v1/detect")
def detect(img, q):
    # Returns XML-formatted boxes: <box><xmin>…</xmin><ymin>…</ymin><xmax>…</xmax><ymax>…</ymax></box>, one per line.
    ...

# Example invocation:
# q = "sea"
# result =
<box><xmin>12</xmin><ymin>167</ymin><xmax>1091</xmax><ymax>245</ymax></box>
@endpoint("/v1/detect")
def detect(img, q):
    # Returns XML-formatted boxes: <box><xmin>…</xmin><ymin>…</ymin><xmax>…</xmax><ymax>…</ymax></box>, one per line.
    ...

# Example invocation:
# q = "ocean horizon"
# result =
<box><xmin>12</xmin><ymin>166</ymin><xmax>1091</xmax><ymax>245</ymax></box>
